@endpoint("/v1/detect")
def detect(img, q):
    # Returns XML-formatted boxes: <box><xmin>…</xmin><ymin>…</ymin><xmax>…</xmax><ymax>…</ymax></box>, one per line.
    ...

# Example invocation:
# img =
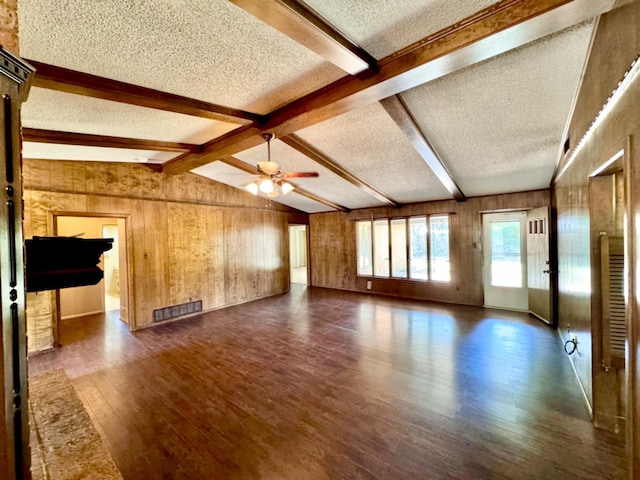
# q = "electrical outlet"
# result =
<box><xmin>366</xmin><ymin>280</ymin><xmax>372</xmax><ymax>290</ymax></box>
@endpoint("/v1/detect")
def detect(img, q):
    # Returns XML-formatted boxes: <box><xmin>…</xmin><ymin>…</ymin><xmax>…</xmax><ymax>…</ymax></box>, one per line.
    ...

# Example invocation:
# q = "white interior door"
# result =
<box><xmin>483</xmin><ymin>211</ymin><xmax>528</xmax><ymax>310</ymax></box>
<box><xmin>526</xmin><ymin>206</ymin><xmax>552</xmax><ymax>323</ymax></box>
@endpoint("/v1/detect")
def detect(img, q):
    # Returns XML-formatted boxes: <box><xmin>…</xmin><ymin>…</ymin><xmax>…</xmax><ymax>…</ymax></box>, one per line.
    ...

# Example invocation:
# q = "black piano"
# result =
<box><xmin>25</xmin><ymin>236</ymin><xmax>114</xmax><ymax>292</ymax></box>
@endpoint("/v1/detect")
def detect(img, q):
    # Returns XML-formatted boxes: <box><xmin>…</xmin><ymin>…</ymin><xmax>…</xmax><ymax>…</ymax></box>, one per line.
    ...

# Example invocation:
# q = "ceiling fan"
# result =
<box><xmin>245</xmin><ymin>133</ymin><xmax>319</xmax><ymax>197</ymax></box>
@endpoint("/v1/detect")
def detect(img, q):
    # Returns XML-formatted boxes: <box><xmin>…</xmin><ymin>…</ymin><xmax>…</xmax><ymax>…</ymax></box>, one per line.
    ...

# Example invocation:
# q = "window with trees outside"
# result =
<box><xmin>356</xmin><ymin>215</ymin><xmax>450</xmax><ymax>282</ymax></box>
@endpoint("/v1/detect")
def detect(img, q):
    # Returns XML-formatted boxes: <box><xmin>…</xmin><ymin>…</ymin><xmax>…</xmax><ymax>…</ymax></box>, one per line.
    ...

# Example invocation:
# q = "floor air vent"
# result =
<box><xmin>153</xmin><ymin>300</ymin><xmax>202</xmax><ymax>323</ymax></box>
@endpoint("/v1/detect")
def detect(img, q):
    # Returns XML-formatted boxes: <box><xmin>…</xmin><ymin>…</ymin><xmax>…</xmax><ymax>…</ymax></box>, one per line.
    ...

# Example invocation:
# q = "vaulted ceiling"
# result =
<box><xmin>17</xmin><ymin>1</ymin><xmax>620</xmax><ymax>213</ymax></box>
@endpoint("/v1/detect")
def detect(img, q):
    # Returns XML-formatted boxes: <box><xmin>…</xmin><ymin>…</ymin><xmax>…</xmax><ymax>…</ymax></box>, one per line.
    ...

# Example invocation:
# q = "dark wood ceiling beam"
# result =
<box><xmin>229</xmin><ymin>0</ymin><xmax>377</xmax><ymax>76</ymax></box>
<box><xmin>27</xmin><ymin>59</ymin><xmax>265</xmax><ymax>126</ymax></box>
<box><xmin>163</xmin><ymin>0</ymin><xmax>622</xmax><ymax>174</ymax></box>
<box><xmin>219</xmin><ymin>155</ymin><xmax>350</xmax><ymax>212</ymax></box>
<box><xmin>280</xmin><ymin>134</ymin><xmax>400</xmax><ymax>208</ymax></box>
<box><xmin>380</xmin><ymin>95</ymin><xmax>466</xmax><ymax>202</ymax></box>
<box><xmin>162</xmin><ymin>125</ymin><xmax>264</xmax><ymax>173</ymax></box>
<box><xmin>23</xmin><ymin>128</ymin><xmax>201</xmax><ymax>153</ymax></box>
<box><xmin>265</xmin><ymin>0</ymin><xmax>623</xmax><ymax>136</ymax></box>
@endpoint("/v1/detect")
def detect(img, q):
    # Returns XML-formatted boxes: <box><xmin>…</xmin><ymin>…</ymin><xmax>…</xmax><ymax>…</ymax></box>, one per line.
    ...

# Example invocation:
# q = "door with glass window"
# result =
<box><xmin>526</xmin><ymin>206</ymin><xmax>551</xmax><ymax>323</ymax></box>
<box><xmin>482</xmin><ymin>212</ymin><xmax>528</xmax><ymax>310</ymax></box>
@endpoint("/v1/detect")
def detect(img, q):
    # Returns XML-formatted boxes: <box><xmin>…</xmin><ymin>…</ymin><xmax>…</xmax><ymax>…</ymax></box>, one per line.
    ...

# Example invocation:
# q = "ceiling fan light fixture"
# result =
<box><xmin>259</xmin><ymin>178</ymin><xmax>275</xmax><ymax>194</ymax></box>
<box><xmin>245</xmin><ymin>182</ymin><xmax>259</xmax><ymax>195</ymax></box>
<box><xmin>281</xmin><ymin>182</ymin><xmax>295</xmax><ymax>195</ymax></box>
<box><xmin>247</xmin><ymin>133</ymin><xmax>312</xmax><ymax>199</ymax></box>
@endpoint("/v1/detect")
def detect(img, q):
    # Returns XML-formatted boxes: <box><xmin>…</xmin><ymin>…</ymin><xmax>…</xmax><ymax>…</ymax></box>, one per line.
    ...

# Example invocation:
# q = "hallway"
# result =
<box><xmin>28</xmin><ymin>286</ymin><xmax>625</xmax><ymax>479</ymax></box>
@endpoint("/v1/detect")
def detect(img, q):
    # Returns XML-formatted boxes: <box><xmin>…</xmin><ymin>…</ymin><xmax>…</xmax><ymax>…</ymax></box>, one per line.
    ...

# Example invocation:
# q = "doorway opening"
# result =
<box><xmin>101</xmin><ymin>224</ymin><xmax>121</xmax><ymax>314</ymax></box>
<box><xmin>482</xmin><ymin>211</ymin><xmax>528</xmax><ymax>311</ymax></box>
<box><xmin>589</xmin><ymin>148</ymin><xmax>627</xmax><ymax>433</ymax></box>
<box><xmin>53</xmin><ymin>213</ymin><xmax>132</xmax><ymax>346</ymax></box>
<box><xmin>289</xmin><ymin>224</ymin><xmax>308</xmax><ymax>285</ymax></box>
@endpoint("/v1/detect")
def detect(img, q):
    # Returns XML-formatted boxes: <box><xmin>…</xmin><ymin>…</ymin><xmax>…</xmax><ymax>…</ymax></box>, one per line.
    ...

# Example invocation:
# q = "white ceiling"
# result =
<box><xmin>400</xmin><ymin>21</ymin><xmax>595</xmax><ymax>197</ymax></box>
<box><xmin>17</xmin><ymin>0</ymin><xmax>598</xmax><ymax>213</ymax></box>
<box><xmin>295</xmin><ymin>102</ymin><xmax>452</xmax><ymax>204</ymax></box>
<box><xmin>23</xmin><ymin>89</ymin><xmax>235</xmax><ymax>145</ymax></box>
<box><xmin>304</xmin><ymin>0</ymin><xmax>500</xmax><ymax>59</ymax></box>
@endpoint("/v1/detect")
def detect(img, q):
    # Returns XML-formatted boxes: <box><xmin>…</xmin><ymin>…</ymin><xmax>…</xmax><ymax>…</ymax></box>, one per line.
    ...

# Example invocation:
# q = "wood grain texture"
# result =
<box><xmin>624</xmin><ymin>129</ymin><xmax>640</xmax><ymax>480</ymax></box>
<box><xmin>28</xmin><ymin>287</ymin><xmax>626</xmax><ymax>479</ymax></box>
<box><xmin>230</xmin><ymin>0</ymin><xmax>377</xmax><ymax>75</ymax></box>
<box><xmin>310</xmin><ymin>190</ymin><xmax>549</xmax><ymax>306</ymax></box>
<box><xmin>164</xmin><ymin>0</ymin><xmax>625</xmax><ymax>173</ymax></box>
<box><xmin>379</xmin><ymin>95</ymin><xmax>465</xmax><ymax>201</ymax></box>
<box><xmin>23</xmin><ymin>128</ymin><xmax>200</xmax><ymax>153</ymax></box>
<box><xmin>23</xmin><ymin>160</ymin><xmax>300</xmax><ymax>353</ymax></box>
<box><xmin>552</xmin><ymin>3</ymin><xmax>640</xmax><ymax>453</ymax></box>
<box><xmin>280</xmin><ymin>135</ymin><xmax>399</xmax><ymax>207</ymax></box>
<box><xmin>27</xmin><ymin>60</ymin><xmax>264</xmax><ymax>126</ymax></box>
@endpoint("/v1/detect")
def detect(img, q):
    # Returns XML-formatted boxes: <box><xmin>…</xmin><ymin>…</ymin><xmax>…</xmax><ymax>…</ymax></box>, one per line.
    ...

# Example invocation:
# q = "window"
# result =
<box><xmin>356</xmin><ymin>214</ymin><xmax>450</xmax><ymax>282</ymax></box>
<box><xmin>409</xmin><ymin>217</ymin><xmax>427</xmax><ymax>279</ymax></box>
<box><xmin>429</xmin><ymin>216</ymin><xmax>450</xmax><ymax>281</ymax></box>
<box><xmin>356</xmin><ymin>221</ymin><xmax>372</xmax><ymax>275</ymax></box>
<box><xmin>373</xmin><ymin>219</ymin><xmax>390</xmax><ymax>277</ymax></box>
<box><xmin>390</xmin><ymin>219</ymin><xmax>407</xmax><ymax>277</ymax></box>
<box><xmin>489</xmin><ymin>220</ymin><xmax>522</xmax><ymax>287</ymax></box>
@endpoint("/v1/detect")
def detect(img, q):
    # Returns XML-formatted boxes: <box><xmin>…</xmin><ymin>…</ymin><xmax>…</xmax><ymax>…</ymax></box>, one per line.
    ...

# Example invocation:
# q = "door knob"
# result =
<box><xmin>543</xmin><ymin>269</ymin><xmax>552</xmax><ymax>274</ymax></box>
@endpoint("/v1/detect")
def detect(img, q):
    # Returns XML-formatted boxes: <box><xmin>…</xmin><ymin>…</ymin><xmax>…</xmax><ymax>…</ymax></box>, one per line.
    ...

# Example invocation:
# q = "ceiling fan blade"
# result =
<box><xmin>280</xmin><ymin>172</ymin><xmax>319</xmax><ymax>178</ymax></box>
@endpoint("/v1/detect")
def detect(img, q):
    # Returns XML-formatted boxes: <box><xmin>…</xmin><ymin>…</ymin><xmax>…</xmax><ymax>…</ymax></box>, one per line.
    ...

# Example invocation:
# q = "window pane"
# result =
<box><xmin>409</xmin><ymin>217</ymin><xmax>427</xmax><ymax>280</ymax></box>
<box><xmin>390</xmin><ymin>219</ymin><xmax>407</xmax><ymax>278</ymax></box>
<box><xmin>373</xmin><ymin>219</ymin><xmax>390</xmax><ymax>277</ymax></box>
<box><xmin>429</xmin><ymin>216</ymin><xmax>450</xmax><ymax>281</ymax></box>
<box><xmin>490</xmin><ymin>220</ymin><xmax>521</xmax><ymax>287</ymax></box>
<box><xmin>356</xmin><ymin>221</ymin><xmax>372</xmax><ymax>275</ymax></box>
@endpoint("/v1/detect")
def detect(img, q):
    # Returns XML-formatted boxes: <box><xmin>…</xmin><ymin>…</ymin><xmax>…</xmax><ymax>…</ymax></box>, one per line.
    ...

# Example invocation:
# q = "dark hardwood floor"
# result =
<box><xmin>28</xmin><ymin>286</ymin><xmax>626</xmax><ymax>479</ymax></box>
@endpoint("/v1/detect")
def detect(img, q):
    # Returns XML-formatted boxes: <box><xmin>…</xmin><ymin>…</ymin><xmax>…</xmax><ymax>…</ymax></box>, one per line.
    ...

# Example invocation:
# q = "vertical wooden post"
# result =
<box><xmin>625</xmin><ymin>135</ymin><xmax>640</xmax><ymax>480</ymax></box>
<box><xmin>0</xmin><ymin>4</ymin><xmax>35</xmax><ymax>478</ymax></box>
<box><xmin>0</xmin><ymin>2</ymin><xmax>18</xmax><ymax>478</ymax></box>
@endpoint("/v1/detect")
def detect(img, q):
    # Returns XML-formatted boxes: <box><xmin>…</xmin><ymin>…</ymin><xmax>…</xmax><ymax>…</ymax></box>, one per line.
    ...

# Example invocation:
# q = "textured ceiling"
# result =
<box><xmin>18</xmin><ymin>0</ymin><xmax>344</xmax><ymax>114</ymax></box>
<box><xmin>400</xmin><ymin>21</ymin><xmax>595</xmax><ymax>197</ymax></box>
<box><xmin>191</xmin><ymin>161</ymin><xmax>333</xmax><ymax>213</ymax></box>
<box><xmin>23</xmin><ymin>89</ymin><xmax>236</xmax><ymax>144</ymax></box>
<box><xmin>234</xmin><ymin>139</ymin><xmax>388</xmax><ymax>210</ymax></box>
<box><xmin>16</xmin><ymin>1</ymin><xmax>600</xmax><ymax>213</ymax></box>
<box><xmin>304</xmin><ymin>0</ymin><xmax>500</xmax><ymax>59</ymax></box>
<box><xmin>193</xmin><ymin>139</ymin><xmax>388</xmax><ymax>211</ymax></box>
<box><xmin>23</xmin><ymin>144</ymin><xmax>175</xmax><ymax>164</ymax></box>
<box><xmin>296</xmin><ymin>102</ymin><xmax>452</xmax><ymax>204</ymax></box>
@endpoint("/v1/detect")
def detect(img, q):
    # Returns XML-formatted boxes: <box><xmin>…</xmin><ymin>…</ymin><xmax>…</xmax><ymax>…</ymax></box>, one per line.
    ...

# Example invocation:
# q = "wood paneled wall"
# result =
<box><xmin>552</xmin><ymin>1</ymin><xmax>640</xmax><ymax>472</ymax></box>
<box><xmin>309</xmin><ymin>190</ymin><xmax>550</xmax><ymax>306</ymax></box>
<box><xmin>23</xmin><ymin>160</ymin><xmax>296</xmax><ymax>353</ymax></box>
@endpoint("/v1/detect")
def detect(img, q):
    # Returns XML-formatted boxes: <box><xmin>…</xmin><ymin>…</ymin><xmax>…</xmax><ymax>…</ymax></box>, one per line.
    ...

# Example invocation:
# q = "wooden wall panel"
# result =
<box><xmin>552</xmin><ymin>2</ymin><xmax>640</xmax><ymax>451</ymax></box>
<box><xmin>209</xmin><ymin>207</ymin><xmax>225</xmax><ymax>309</ymax></box>
<box><xmin>22</xmin><ymin>160</ymin><xmax>298</xmax><ymax>352</ymax></box>
<box><xmin>223</xmin><ymin>209</ymin><xmax>240</xmax><ymax>305</ymax></box>
<box><xmin>167</xmin><ymin>202</ymin><xmax>183</xmax><ymax>304</ymax></box>
<box><xmin>309</xmin><ymin>190</ymin><xmax>549</xmax><ymax>305</ymax></box>
<box><xmin>277</xmin><ymin>212</ymin><xmax>289</xmax><ymax>292</ymax></box>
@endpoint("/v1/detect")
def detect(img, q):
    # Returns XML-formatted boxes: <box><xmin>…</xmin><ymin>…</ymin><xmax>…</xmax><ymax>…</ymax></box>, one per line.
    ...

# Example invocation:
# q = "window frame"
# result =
<box><xmin>356</xmin><ymin>220</ymin><xmax>373</xmax><ymax>276</ymax></box>
<box><xmin>355</xmin><ymin>214</ymin><xmax>451</xmax><ymax>283</ymax></box>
